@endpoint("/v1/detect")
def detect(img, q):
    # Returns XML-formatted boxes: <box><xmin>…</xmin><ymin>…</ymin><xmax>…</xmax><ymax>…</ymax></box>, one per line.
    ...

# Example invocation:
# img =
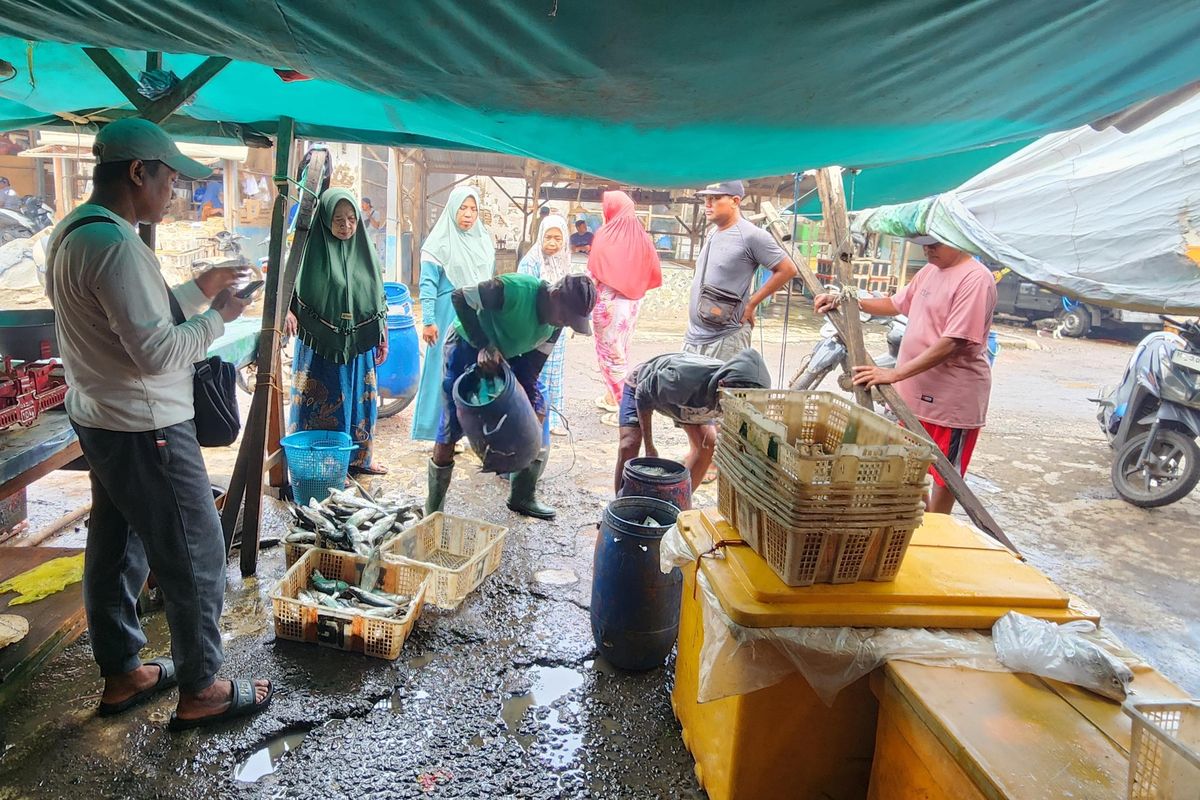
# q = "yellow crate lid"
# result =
<box><xmin>678</xmin><ymin>509</ymin><xmax>1099</xmax><ymax>629</ymax></box>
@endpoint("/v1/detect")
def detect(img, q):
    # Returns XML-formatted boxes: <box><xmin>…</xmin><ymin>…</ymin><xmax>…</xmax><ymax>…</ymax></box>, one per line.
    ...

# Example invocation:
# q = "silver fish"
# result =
<box><xmin>285</xmin><ymin>529</ymin><xmax>317</xmax><ymax>544</ymax></box>
<box><xmin>360</xmin><ymin>548</ymin><xmax>383</xmax><ymax>591</ymax></box>
<box><xmin>343</xmin><ymin>508</ymin><xmax>377</xmax><ymax>528</ymax></box>
<box><xmin>363</xmin><ymin>514</ymin><xmax>399</xmax><ymax>547</ymax></box>
<box><xmin>345</xmin><ymin>584</ymin><xmax>396</xmax><ymax>608</ymax></box>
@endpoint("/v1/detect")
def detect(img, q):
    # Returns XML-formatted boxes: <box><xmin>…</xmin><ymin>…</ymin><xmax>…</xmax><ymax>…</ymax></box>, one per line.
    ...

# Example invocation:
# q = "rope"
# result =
<box><xmin>691</xmin><ymin>539</ymin><xmax>749</xmax><ymax>598</ymax></box>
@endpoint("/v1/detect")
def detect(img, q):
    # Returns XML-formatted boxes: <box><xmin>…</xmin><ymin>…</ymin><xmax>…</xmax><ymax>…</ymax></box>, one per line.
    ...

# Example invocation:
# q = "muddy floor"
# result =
<box><xmin>0</xmin><ymin>303</ymin><xmax>1196</xmax><ymax>799</ymax></box>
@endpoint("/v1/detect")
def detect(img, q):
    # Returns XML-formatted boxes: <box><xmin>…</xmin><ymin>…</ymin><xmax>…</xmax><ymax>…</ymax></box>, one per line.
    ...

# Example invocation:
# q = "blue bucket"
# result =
<box><xmin>452</xmin><ymin>363</ymin><xmax>541</xmax><ymax>473</ymax></box>
<box><xmin>280</xmin><ymin>430</ymin><xmax>357</xmax><ymax>506</ymax></box>
<box><xmin>378</xmin><ymin>283</ymin><xmax>420</xmax><ymax>401</ymax></box>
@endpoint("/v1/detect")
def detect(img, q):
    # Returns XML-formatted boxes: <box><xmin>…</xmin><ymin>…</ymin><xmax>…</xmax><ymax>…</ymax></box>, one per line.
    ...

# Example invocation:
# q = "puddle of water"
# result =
<box><xmin>373</xmin><ymin>688</ymin><xmax>430</xmax><ymax>713</ymax></box>
<box><xmin>408</xmin><ymin>652</ymin><xmax>434</xmax><ymax>669</ymax></box>
<box><xmin>534</xmin><ymin>568</ymin><xmax>578</xmax><ymax>586</ymax></box>
<box><xmin>499</xmin><ymin>666</ymin><xmax>587</xmax><ymax>766</ymax></box>
<box><xmin>233</xmin><ymin>731</ymin><xmax>307</xmax><ymax>783</ymax></box>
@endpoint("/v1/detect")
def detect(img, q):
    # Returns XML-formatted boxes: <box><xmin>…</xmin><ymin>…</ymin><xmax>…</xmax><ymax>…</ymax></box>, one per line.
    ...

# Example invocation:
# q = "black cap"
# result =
<box><xmin>554</xmin><ymin>274</ymin><xmax>596</xmax><ymax>335</ymax></box>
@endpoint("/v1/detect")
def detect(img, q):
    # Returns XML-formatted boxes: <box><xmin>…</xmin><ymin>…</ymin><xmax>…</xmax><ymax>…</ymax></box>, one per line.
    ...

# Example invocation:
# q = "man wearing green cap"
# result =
<box><xmin>44</xmin><ymin>118</ymin><xmax>271</xmax><ymax>730</ymax></box>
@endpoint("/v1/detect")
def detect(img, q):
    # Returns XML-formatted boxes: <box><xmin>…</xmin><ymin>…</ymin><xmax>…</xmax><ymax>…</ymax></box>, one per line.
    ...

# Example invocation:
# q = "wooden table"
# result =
<box><xmin>868</xmin><ymin>661</ymin><xmax>1189</xmax><ymax>799</ymax></box>
<box><xmin>0</xmin><ymin>546</ymin><xmax>87</xmax><ymax>706</ymax></box>
<box><xmin>0</xmin><ymin>410</ymin><xmax>82</xmax><ymax>543</ymax></box>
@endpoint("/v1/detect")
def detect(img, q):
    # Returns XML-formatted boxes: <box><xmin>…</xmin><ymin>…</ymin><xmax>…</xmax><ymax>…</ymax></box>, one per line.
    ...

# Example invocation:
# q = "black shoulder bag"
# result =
<box><xmin>49</xmin><ymin>214</ymin><xmax>240</xmax><ymax>447</ymax></box>
<box><xmin>695</xmin><ymin>238</ymin><xmax>745</xmax><ymax>328</ymax></box>
<box><xmin>164</xmin><ymin>289</ymin><xmax>241</xmax><ymax>447</ymax></box>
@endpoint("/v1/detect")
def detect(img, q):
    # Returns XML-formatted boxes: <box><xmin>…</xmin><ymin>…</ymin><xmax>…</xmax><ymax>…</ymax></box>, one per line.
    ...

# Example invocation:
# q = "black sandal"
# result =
<box><xmin>168</xmin><ymin>678</ymin><xmax>273</xmax><ymax>732</ymax></box>
<box><xmin>97</xmin><ymin>657</ymin><xmax>177</xmax><ymax>717</ymax></box>
<box><xmin>348</xmin><ymin>464</ymin><xmax>389</xmax><ymax>476</ymax></box>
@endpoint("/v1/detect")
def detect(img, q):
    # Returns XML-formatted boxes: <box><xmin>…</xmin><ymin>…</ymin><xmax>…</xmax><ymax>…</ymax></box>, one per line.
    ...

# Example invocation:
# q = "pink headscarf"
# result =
<box><xmin>586</xmin><ymin>191</ymin><xmax>662</xmax><ymax>301</ymax></box>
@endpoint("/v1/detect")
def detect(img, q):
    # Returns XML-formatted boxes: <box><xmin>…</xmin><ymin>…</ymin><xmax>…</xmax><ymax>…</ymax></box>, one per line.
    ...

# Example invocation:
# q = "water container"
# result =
<box><xmin>619</xmin><ymin>457</ymin><xmax>692</xmax><ymax>511</ymax></box>
<box><xmin>590</xmin><ymin>496</ymin><xmax>683</xmax><ymax>671</ymax></box>
<box><xmin>452</xmin><ymin>363</ymin><xmax>541</xmax><ymax>473</ymax></box>
<box><xmin>377</xmin><ymin>283</ymin><xmax>420</xmax><ymax>403</ymax></box>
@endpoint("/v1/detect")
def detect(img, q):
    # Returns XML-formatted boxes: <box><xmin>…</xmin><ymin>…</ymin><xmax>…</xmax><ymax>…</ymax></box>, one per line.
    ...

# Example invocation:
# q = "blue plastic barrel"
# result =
<box><xmin>591</xmin><ymin>496</ymin><xmax>683</xmax><ymax>671</ymax></box>
<box><xmin>619</xmin><ymin>457</ymin><xmax>692</xmax><ymax>511</ymax></box>
<box><xmin>986</xmin><ymin>330</ymin><xmax>1000</xmax><ymax>366</ymax></box>
<box><xmin>452</xmin><ymin>363</ymin><xmax>542</xmax><ymax>473</ymax></box>
<box><xmin>377</xmin><ymin>283</ymin><xmax>420</xmax><ymax>403</ymax></box>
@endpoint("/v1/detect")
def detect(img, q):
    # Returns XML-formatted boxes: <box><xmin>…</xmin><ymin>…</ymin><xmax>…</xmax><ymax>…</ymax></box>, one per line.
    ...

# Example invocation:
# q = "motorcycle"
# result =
<box><xmin>0</xmin><ymin>195</ymin><xmax>53</xmax><ymax>244</ymax></box>
<box><xmin>789</xmin><ymin>314</ymin><xmax>907</xmax><ymax>391</ymax></box>
<box><xmin>1095</xmin><ymin>316</ymin><xmax>1200</xmax><ymax>507</ymax></box>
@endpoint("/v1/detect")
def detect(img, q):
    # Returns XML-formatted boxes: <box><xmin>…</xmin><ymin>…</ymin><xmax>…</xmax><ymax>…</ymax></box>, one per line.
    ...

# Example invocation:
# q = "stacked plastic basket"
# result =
<box><xmin>715</xmin><ymin>390</ymin><xmax>935</xmax><ymax>586</ymax></box>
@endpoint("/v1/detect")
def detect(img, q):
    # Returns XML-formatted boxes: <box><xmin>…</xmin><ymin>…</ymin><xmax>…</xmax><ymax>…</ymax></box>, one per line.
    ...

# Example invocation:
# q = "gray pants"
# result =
<box><xmin>72</xmin><ymin>419</ymin><xmax>225</xmax><ymax>693</ymax></box>
<box><xmin>682</xmin><ymin>324</ymin><xmax>753</xmax><ymax>361</ymax></box>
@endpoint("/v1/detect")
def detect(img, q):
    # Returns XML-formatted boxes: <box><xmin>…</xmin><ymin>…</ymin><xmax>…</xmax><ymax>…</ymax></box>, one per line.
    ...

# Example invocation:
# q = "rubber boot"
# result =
<box><xmin>425</xmin><ymin>459</ymin><xmax>454</xmax><ymax>516</ymax></box>
<box><xmin>507</xmin><ymin>448</ymin><xmax>556</xmax><ymax>520</ymax></box>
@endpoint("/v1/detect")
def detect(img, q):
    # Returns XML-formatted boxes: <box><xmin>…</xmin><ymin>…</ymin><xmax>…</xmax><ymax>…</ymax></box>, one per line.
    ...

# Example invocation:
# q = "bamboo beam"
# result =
<box><xmin>815</xmin><ymin>167</ymin><xmax>872</xmax><ymax>410</ymax></box>
<box><xmin>760</xmin><ymin>202</ymin><xmax>1019</xmax><ymax>554</ymax></box>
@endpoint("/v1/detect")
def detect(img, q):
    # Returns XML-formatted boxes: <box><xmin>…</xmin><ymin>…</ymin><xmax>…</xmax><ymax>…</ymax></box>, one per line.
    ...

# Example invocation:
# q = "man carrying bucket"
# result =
<box><xmin>614</xmin><ymin>348</ymin><xmax>770</xmax><ymax>496</ymax></box>
<box><xmin>426</xmin><ymin>272</ymin><xmax>597</xmax><ymax>519</ymax></box>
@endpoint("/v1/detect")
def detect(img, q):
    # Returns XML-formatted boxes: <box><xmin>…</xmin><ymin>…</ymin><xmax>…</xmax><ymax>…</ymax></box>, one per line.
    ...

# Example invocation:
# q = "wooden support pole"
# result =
<box><xmin>760</xmin><ymin>202</ymin><xmax>1019</xmax><ymax>554</ymax></box>
<box><xmin>222</xmin><ymin>118</ymin><xmax>315</xmax><ymax>574</ymax></box>
<box><xmin>814</xmin><ymin>167</ymin><xmax>873</xmax><ymax>410</ymax></box>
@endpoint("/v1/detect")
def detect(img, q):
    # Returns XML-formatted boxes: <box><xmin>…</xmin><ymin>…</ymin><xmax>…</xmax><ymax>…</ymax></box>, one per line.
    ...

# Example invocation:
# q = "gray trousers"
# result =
<box><xmin>682</xmin><ymin>324</ymin><xmax>753</xmax><ymax>362</ymax></box>
<box><xmin>72</xmin><ymin>419</ymin><xmax>225</xmax><ymax>693</ymax></box>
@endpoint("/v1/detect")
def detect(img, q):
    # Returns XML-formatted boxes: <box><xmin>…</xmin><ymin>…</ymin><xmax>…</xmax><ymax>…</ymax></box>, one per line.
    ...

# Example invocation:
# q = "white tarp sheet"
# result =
<box><xmin>854</xmin><ymin>96</ymin><xmax>1200</xmax><ymax>312</ymax></box>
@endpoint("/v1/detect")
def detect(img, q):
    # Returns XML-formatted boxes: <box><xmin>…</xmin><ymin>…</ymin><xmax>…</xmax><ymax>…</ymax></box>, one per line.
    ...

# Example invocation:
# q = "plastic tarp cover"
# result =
<box><xmin>855</xmin><ymin>95</ymin><xmax>1200</xmax><ymax>312</ymax></box>
<box><xmin>2</xmin><ymin>2</ymin><xmax>1200</xmax><ymax>185</ymax></box>
<box><xmin>660</xmin><ymin>525</ymin><xmax>1146</xmax><ymax>705</ymax></box>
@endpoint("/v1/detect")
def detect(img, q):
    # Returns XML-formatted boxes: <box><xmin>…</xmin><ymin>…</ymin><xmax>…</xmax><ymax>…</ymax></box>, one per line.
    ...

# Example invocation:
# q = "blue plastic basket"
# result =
<box><xmin>280</xmin><ymin>431</ymin><xmax>357</xmax><ymax>506</ymax></box>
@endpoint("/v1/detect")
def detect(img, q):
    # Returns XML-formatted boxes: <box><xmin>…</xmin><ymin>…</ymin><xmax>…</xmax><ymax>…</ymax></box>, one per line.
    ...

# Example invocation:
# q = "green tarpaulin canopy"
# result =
<box><xmin>1</xmin><ymin>2</ymin><xmax>1199</xmax><ymax>186</ymax></box>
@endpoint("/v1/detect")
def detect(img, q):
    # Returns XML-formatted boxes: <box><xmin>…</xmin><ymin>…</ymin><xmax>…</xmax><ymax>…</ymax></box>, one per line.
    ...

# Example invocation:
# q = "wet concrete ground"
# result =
<box><xmin>0</xmin><ymin>304</ymin><xmax>1197</xmax><ymax>798</ymax></box>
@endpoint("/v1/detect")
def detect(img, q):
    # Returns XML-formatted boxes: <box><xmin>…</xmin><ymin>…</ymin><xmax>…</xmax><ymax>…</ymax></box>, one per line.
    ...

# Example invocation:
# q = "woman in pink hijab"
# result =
<box><xmin>587</xmin><ymin>191</ymin><xmax>662</xmax><ymax>418</ymax></box>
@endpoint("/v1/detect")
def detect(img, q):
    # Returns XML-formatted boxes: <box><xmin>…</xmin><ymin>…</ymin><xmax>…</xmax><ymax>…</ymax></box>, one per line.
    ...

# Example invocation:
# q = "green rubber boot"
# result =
<box><xmin>507</xmin><ymin>448</ymin><xmax>556</xmax><ymax>520</ymax></box>
<box><xmin>425</xmin><ymin>459</ymin><xmax>454</xmax><ymax>516</ymax></box>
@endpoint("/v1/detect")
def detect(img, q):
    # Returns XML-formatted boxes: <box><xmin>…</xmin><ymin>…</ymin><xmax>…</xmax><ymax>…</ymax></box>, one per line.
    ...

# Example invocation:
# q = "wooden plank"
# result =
<box><xmin>0</xmin><ymin>547</ymin><xmax>87</xmax><ymax>705</ymax></box>
<box><xmin>140</xmin><ymin>57</ymin><xmax>232</xmax><ymax>124</ymax></box>
<box><xmin>758</xmin><ymin>203</ymin><xmax>1017</xmax><ymax>553</ymax></box>
<box><xmin>0</xmin><ymin>442</ymin><xmax>82</xmax><ymax>505</ymax></box>
<box><xmin>815</xmin><ymin>167</ymin><xmax>872</xmax><ymax>409</ymax></box>
<box><xmin>82</xmin><ymin>49</ymin><xmax>149</xmax><ymax>112</ymax></box>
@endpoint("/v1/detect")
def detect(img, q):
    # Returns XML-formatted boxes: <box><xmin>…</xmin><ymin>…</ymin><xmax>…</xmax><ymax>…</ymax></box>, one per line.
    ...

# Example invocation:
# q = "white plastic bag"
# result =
<box><xmin>992</xmin><ymin>611</ymin><xmax>1134</xmax><ymax>701</ymax></box>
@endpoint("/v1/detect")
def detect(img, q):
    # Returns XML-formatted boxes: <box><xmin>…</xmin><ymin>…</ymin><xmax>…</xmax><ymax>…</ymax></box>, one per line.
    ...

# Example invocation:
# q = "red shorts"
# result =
<box><xmin>919</xmin><ymin>421</ymin><xmax>981</xmax><ymax>488</ymax></box>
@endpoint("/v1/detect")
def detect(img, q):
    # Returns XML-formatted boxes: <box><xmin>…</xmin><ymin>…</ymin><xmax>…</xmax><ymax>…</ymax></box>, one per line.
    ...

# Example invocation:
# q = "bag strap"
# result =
<box><xmin>47</xmin><ymin>215</ymin><xmax>120</xmax><ymax>278</ymax></box>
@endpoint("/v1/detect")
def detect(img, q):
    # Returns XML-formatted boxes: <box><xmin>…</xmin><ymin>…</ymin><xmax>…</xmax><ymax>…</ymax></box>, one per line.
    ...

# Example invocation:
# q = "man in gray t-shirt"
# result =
<box><xmin>684</xmin><ymin>180</ymin><xmax>798</xmax><ymax>360</ymax></box>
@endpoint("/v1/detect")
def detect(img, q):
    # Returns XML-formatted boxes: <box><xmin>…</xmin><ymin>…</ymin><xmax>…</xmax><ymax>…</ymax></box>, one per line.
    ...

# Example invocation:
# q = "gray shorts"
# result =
<box><xmin>682</xmin><ymin>324</ymin><xmax>753</xmax><ymax>361</ymax></box>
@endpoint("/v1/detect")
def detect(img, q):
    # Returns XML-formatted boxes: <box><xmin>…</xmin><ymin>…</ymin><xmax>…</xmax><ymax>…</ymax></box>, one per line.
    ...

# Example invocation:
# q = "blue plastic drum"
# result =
<box><xmin>377</xmin><ymin>282</ymin><xmax>420</xmax><ymax>417</ymax></box>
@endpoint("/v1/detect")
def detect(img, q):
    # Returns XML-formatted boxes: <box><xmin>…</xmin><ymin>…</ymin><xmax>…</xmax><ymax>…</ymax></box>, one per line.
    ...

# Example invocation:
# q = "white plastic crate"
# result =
<box><xmin>381</xmin><ymin>513</ymin><xmax>508</xmax><ymax>610</ymax></box>
<box><xmin>1125</xmin><ymin>700</ymin><xmax>1200</xmax><ymax>800</ymax></box>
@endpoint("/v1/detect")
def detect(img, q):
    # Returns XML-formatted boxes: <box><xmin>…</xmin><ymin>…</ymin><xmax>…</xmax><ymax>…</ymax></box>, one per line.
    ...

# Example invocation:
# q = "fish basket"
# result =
<box><xmin>284</xmin><ymin>540</ymin><xmax>313</xmax><ymax>568</ymax></box>
<box><xmin>1125</xmin><ymin>700</ymin><xmax>1200</xmax><ymax>800</ymax></box>
<box><xmin>280</xmin><ymin>431</ymin><xmax>357</xmax><ymax>506</ymax></box>
<box><xmin>715</xmin><ymin>390</ymin><xmax>932</xmax><ymax>586</ymax></box>
<box><xmin>381</xmin><ymin>513</ymin><xmax>508</xmax><ymax>610</ymax></box>
<box><xmin>271</xmin><ymin>548</ymin><xmax>431</xmax><ymax>660</ymax></box>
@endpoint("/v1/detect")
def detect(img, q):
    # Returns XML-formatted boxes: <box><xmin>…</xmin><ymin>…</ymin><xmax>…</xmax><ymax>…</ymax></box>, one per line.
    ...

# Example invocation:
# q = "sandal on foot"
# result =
<box><xmin>168</xmin><ymin>678</ymin><xmax>274</xmax><ymax>732</ymax></box>
<box><xmin>97</xmin><ymin>657</ymin><xmax>177</xmax><ymax>717</ymax></box>
<box><xmin>349</xmin><ymin>464</ymin><xmax>389</xmax><ymax>476</ymax></box>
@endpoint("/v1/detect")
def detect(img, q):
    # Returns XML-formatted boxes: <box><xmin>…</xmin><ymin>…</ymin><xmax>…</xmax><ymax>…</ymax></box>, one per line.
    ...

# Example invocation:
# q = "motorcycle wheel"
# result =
<box><xmin>1111</xmin><ymin>428</ymin><xmax>1200</xmax><ymax>507</ymax></box>
<box><xmin>1057</xmin><ymin>307</ymin><xmax>1091</xmax><ymax>338</ymax></box>
<box><xmin>377</xmin><ymin>386</ymin><xmax>417</xmax><ymax>418</ymax></box>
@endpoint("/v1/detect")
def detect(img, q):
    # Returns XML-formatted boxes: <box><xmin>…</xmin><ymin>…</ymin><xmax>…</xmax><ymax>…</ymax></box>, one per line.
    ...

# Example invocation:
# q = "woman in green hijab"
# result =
<box><xmin>286</xmin><ymin>188</ymin><xmax>389</xmax><ymax>475</ymax></box>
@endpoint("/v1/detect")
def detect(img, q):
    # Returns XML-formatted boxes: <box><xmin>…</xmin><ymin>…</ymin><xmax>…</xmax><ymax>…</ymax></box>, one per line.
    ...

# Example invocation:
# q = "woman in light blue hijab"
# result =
<box><xmin>411</xmin><ymin>186</ymin><xmax>496</xmax><ymax>440</ymax></box>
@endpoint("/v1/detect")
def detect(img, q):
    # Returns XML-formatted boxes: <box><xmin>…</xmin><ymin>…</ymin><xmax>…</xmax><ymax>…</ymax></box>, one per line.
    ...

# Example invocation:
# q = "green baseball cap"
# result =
<box><xmin>92</xmin><ymin>118</ymin><xmax>212</xmax><ymax>180</ymax></box>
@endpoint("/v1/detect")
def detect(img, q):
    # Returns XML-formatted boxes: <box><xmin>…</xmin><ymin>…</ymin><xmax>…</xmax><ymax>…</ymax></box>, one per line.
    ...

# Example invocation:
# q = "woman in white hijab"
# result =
<box><xmin>518</xmin><ymin>213</ymin><xmax>572</xmax><ymax>436</ymax></box>
<box><xmin>411</xmin><ymin>187</ymin><xmax>495</xmax><ymax>441</ymax></box>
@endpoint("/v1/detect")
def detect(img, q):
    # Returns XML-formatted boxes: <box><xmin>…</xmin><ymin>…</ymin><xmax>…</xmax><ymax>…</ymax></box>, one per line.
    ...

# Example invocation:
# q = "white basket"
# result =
<box><xmin>1125</xmin><ymin>700</ymin><xmax>1200</xmax><ymax>800</ymax></box>
<box><xmin>381</xmin><ymin>513</ymin><xmax>508</xmax><ymax>610</ymax></box>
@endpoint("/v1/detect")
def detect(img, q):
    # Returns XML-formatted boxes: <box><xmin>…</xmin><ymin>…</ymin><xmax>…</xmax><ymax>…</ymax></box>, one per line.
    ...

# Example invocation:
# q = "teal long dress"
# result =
<box><xmin>411</xmin><ymin>259</ymin><xmax>457</xmax><ymax>440</ymax></box>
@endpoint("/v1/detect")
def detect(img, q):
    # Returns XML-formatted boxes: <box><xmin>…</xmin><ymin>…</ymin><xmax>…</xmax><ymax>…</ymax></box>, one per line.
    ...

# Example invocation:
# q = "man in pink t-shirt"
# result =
<box><xmin>815</xmin><ymin>235</ymin><xmax>997</xmax><ymax>513</ymax></box>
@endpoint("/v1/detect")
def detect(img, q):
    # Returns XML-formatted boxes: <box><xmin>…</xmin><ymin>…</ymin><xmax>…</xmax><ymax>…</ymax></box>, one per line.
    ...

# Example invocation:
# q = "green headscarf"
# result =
<box><xmin>292</xmin><ymin>188</ymin><xmax>387</xmax><ymax>364</ymax></box>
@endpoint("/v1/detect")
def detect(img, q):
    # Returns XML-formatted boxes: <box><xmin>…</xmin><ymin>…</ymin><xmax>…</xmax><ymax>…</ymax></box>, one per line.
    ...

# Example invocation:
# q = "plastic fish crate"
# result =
<box><xmin>1125</xmin><ymin>700</ymin><xmax>1200</xmax><ymax>800</ymax></box>
<box><xmin>284</xmin><ymin>541</ymin><xmax>313</xmax><ymax>568</ymax></box>
<box><xmin>381</xmin><ymin>513</ymin><xmax>508</xmax><ymax>610</ymax></box>
<box><xmin>271</xmin><ymin>548</ymin><xmax>431</xmax><ymax>660</ymax></box>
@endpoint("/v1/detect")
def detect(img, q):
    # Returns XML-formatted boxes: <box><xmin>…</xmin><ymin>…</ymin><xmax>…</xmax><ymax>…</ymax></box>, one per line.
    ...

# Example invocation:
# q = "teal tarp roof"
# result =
<box><xmin>1</xmin><ymin>2</ymin><xmax>1199</xmax><ymax>186</ymax></box>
